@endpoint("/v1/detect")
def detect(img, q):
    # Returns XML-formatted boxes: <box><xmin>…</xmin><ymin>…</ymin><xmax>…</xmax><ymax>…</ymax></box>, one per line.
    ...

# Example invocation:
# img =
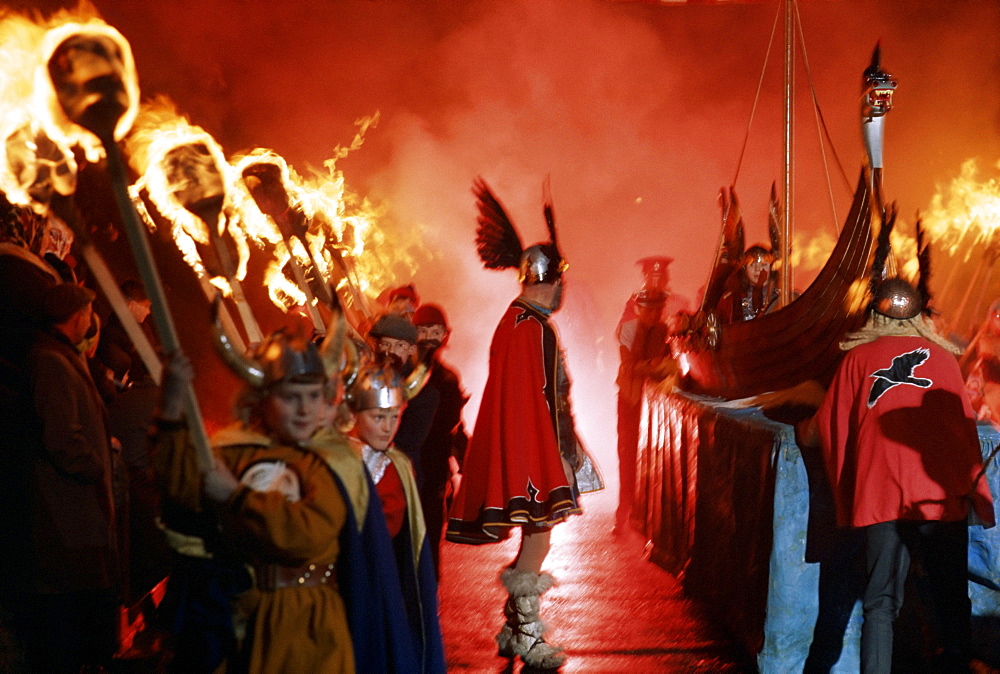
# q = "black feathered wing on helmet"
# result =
<box><xmin>865</xmin><ymin>205</ymin><xmax>935</xmax><ymax>321</ymax></box>
<box><xmin>472</xmin><ymin>176</ymin><xmax>566</xmax><ymax>284</ymax></box>
<box><xmin>867</xmin><ymin>202</ymin><xmax>898</xmax><ymax>312</ymax></box>
<box><xmin>542</xmin><ymin>174</ymin><xmax>559</xmax><ymax>254</ymax></box>
<box><xmin>473</xmin><ymin>177</ymin><xmax>523</xmax><ymax>270</ymax></box>
<box><xmin>915</xmin><ymin>215</ymin><xmax>933</xmax><ymax>313</ymax></box>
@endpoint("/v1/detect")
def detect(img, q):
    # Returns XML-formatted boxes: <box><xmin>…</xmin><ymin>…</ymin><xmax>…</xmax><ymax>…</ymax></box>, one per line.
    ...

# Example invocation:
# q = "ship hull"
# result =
<box><xmin>679</xmin><ymin>168</ymin><xmax>874</xmax><ymax>399</ymax></box>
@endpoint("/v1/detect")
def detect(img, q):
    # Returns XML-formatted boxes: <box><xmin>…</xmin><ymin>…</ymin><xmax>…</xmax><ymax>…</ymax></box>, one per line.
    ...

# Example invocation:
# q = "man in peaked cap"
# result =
<box><xmin>615</xmin><ymin>287</ymin><xmax>676</xmax><ymax>534</ymax></box>
<box><xmin>617</xmin><ymin>256</ymin><xmax>672</xmax><ymax>326</ymax></box>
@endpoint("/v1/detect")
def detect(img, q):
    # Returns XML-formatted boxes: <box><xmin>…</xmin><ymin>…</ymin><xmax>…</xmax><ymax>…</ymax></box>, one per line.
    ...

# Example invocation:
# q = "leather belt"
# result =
<box><xmin>255</xmin><ymin>562</ymin><xmax>337</xmax><ymax>591</ymax></box>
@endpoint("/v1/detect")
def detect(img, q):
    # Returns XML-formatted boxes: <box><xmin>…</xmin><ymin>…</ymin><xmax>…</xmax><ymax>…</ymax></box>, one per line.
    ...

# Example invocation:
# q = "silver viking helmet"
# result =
<box><xmin>472</xmin><ymin>176</ymin><xmax>567</xmax><ymax>286</ymax></box>
<box><xmin>344</xmin><ymin>365</ymin><xmax>404</xmax><ymax>411</ymax></box>
<box><xmin>344</xmin><ymin>361</ymin><xmax>430</xmax><ymax>412</ymax></box>
<box><xmin>518</xmin><ymin>243</ymin><xmax>567</xmax><ymax>285</ymax></box>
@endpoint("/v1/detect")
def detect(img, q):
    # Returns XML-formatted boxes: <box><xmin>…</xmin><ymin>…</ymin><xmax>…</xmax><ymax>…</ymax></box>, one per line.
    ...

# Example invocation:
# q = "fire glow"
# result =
<box><xmin>228</xmin><ymin>114</ymin><xmax>428</xmax><ymax>330</ymax></box>
<box><xmin>922</xmin><ymin>159</ymin><xmax>1000</xmax><ymax>261</ymax></box>
<box><xmin>0</xmin><ymin>9</ymin><xmax>138</xmax><ymax>213</ymax></box>
<box><xmin>126</xmin><ymin>97</ymin><xmax>249</xmax><ymax>295</ymax></box>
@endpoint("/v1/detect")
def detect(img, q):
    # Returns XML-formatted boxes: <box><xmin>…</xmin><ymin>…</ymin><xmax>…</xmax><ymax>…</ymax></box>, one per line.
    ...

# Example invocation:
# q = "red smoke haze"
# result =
<box><xmin>13</xmin><ymin>0</ymin><xmax>1000</xmax><ymax>476</ymax></box>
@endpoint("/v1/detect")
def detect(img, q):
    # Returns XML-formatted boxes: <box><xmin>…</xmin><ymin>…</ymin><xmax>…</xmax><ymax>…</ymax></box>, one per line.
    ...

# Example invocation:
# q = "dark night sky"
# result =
<box><xmin>6</xmin><ymin>0</ymin><xmax>999</xmax><ymax>469</ymax></box>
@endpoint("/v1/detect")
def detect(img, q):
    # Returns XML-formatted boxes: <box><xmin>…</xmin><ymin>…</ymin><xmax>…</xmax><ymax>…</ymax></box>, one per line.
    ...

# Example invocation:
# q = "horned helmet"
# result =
<box><xmin>344</xmin><ymin>358</ymin><xmax>430</xmax><ymax>412</ymax></box>
<box><xmin>212</xmin><ymin>295</ymin><xmax>352</xmax><ymax>390</ymax></box>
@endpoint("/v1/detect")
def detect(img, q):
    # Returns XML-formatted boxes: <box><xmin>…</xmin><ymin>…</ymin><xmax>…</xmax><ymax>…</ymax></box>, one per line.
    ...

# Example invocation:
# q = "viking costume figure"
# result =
<box><xmin>801</xmin><ymin>214</ymin><xmax>995</xmax><ymax>671</ymax></box>
<box><xmin>340</xmin><ymin>362</ymin><xmax>446</xmax><ymax>674</ymax></box>
<box><xmin>615</xmin><ymin>288</ymin><xmax>674</xmax><ymax>532</ymax></box>
<box><xmin>155</xmin><ymin>326</ymin><xmax>355</xmax><ymax>673</ymax></box>
<box><xmin>717</xmin><ymin>244</ymin><xmax>779</xmax><ymax>323</ymax></box>
<box><xmin>447</xmin><ymin>177</ymin><xmax>602</xmax><ymax>669</ymax></box>
<box><xmin>617</xmin><ymin>255</ymin><xmax>674</xmax><ymax>327</ymax></box>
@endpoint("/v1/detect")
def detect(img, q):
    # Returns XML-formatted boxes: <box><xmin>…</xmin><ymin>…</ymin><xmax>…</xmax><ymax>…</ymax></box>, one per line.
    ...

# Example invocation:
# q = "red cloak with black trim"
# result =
<box><xmin>446</xmin><ymin>299</ymin><xmax>580</xmax><ymax>544</ymax></box>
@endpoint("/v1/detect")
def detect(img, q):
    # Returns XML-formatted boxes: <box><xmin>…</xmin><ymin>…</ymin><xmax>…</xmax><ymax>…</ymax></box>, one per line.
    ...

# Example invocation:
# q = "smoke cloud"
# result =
<box><xmin>17</xmin><ymin>0</ymin><xmax>1000</xmax><ymax>474</ymax></box>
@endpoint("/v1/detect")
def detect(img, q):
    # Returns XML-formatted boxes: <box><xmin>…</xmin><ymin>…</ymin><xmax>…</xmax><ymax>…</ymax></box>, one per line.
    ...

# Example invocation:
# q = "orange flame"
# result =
<box><xmin>790</xmin><ymin>229</ymin><xmax>836</xmax><ymax>276</ymax></box>
<box><xmin>126</xmin><ymin>97</ymin><xmax>250</xmax><ymax>294</ymax></box>
<box><xmin>228</xmin><ymin>149</ymin><xmax>312</xmax><ymax>310</ymax></box>
<box><xmin>0</xmin><ymin>16</ymin><xmax>65</xmax><ymax>212</ymax></box>
<box><xmin>922</xmin><ymin>159</ymin><xmax>1000</xmax><ymax>261</ymax></box>
<box><xmin>228</xmin><ymin>114</ymin><xmax>428</xmax><ymax>322</ymax></box>
<box><xmin>0</xmin><ymin>6</ymin><xmax>139</xmax><ymax>159</ymax></box>
<box><xmin>36</xmin><ymin>19</ymin><xmax>139</xmax><ymax>158</ymax></box>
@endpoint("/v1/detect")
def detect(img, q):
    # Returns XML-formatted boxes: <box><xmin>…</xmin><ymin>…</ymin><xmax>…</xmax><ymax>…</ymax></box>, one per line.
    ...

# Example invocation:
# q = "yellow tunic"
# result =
<box><xmin>157</xmin><ymin>423</ymin><xmax>354</xmax><ymax>673</ymax></box>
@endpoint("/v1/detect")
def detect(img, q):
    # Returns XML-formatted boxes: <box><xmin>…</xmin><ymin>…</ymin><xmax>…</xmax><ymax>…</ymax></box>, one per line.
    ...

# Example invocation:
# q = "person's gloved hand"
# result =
<box><xmin>203</xmin><ymin>457</ymin><xmax>240</xmax><ymax>504</ymax></box>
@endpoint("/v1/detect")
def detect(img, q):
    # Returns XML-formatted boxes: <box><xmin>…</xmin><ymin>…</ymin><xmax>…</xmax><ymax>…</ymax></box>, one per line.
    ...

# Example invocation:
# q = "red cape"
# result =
<box><xmin>447</xmin><ymin>300</ymin><xmax>580</xmax><ymax>544</ymax></box>
<box><xmin>818</xmin><ymin>335</ymin><xmax>995</xmax><ymax>528</ymax></box>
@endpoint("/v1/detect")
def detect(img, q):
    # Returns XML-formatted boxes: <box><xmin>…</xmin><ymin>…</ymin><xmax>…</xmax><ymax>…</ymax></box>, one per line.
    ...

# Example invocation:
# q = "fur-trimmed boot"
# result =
<box><xmin>495</xmin><ymin>567</ymin><xmax>566</xmax><ymax>668</ymax></box>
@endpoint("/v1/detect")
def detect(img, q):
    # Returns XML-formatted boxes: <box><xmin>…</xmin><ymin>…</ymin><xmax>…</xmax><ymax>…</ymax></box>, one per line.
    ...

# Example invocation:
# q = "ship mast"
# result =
<box><xmin>780</xmin><ymin>0</ymin><xmax>793</xmax><ymax>307</ymax></box>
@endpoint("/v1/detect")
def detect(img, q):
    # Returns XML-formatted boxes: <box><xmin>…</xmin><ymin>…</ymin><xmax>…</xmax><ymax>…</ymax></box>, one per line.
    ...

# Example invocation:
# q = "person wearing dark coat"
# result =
<box><xmin>11</xmin><ymin>282</ymin><xmax>122</xmax><ymax>672</ymax></box>
<box><xmin>412</xmin><ymin>303</ymin><xmax>468</xmax><ymax>578</ymax></box>
<box><xmin>95</xmin><ymin>279</ymin><xmax>171</xmax><ymax>604</ymax></box>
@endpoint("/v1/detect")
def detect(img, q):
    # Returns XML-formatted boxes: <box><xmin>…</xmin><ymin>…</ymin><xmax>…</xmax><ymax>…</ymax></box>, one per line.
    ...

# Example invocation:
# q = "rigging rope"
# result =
<box><xmin>731</xmin><ymin>1</ymin><xmax>781</xmax><ymax>188</ymax></box>
<box><xmin>793</xmin><ymin>0</ymin><xmax>852</xmax><ymax>235</ymax></box>
<box><xmin>732</xmin><ymin>0</ymin><xmax>854</xmax><ymax>238</ymax></box>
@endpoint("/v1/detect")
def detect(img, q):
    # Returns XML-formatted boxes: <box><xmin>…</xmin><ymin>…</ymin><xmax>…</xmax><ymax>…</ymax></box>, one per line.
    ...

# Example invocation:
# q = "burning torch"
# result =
<box><xmin>234</xmin><ymin>150</ymin><xmax>374</xmax><ymax>339</ymax></box>
<box><xmin>41</xmin><ymin>22</ymin><xmax>212</xmax><ymax>469</ymax></box>
<box><xmin>0</xmin><ymin>17</ymin><xmax>164</xmax><ymax>383</ymax></box>
<box><xmin>127</xmin><ymin>104</ymin><xmax>263</xmax><ymax>353</ymax></box>
<box><xmin>0</xmin><ymin>114</ymin><xmax>164</xmax><ymax>384</ymax></box>
<box><xmin>236</xmin><ymin>152</ymin><xmax>330</xmax><ymax>334</ymax></box>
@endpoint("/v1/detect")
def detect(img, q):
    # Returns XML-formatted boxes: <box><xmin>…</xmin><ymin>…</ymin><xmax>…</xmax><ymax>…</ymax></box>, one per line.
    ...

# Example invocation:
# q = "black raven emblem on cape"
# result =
<box><xmin>867</xmin><ymin>347</ymin><xmax>932</xmax><ymax>408</ymax></box>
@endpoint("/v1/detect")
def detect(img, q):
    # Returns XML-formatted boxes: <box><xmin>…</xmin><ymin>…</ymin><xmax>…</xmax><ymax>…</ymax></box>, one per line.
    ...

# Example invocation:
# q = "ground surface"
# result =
<box><xmin>438</xmin><ymin>489</ymin><xmax>754</xmax><ymax>672</ymax></box>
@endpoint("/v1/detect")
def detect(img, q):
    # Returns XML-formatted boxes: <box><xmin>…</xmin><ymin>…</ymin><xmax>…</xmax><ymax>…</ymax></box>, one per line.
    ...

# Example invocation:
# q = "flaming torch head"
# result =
<box><xmin>164</xmin><ymin>142</ymin><xmax>225</xmax><ymax>228</ymax></box>
<box><xmin>2</xmin><ymin>119</ymin><xmax>77</xmax><ymax>212</ymax></box>
<box><xmin>242</xmin><ymin>160</ymin><xmax>292</xmax><ymax>223</ymax></box>
<box><xmin>44</xmin><ymin>28</ymin><xmax>135</xmax><ymax>145</ymax></box>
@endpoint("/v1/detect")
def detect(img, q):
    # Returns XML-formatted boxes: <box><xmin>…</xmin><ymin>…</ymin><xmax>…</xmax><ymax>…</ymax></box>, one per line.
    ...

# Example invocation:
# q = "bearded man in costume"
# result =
<box><xmin>798</xmin><ymin>276</ymin><xmax>995</xmax><ymax>673</ymax></box>
<box><xmin>447</xmin><ymin>178</ymin><xmax>602</xmax><ymax>669</ymax></box>
<box><xmin>413</xmin><ymin>303</ymin><xmax>469</xmax><ymax>578</ymax></box>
